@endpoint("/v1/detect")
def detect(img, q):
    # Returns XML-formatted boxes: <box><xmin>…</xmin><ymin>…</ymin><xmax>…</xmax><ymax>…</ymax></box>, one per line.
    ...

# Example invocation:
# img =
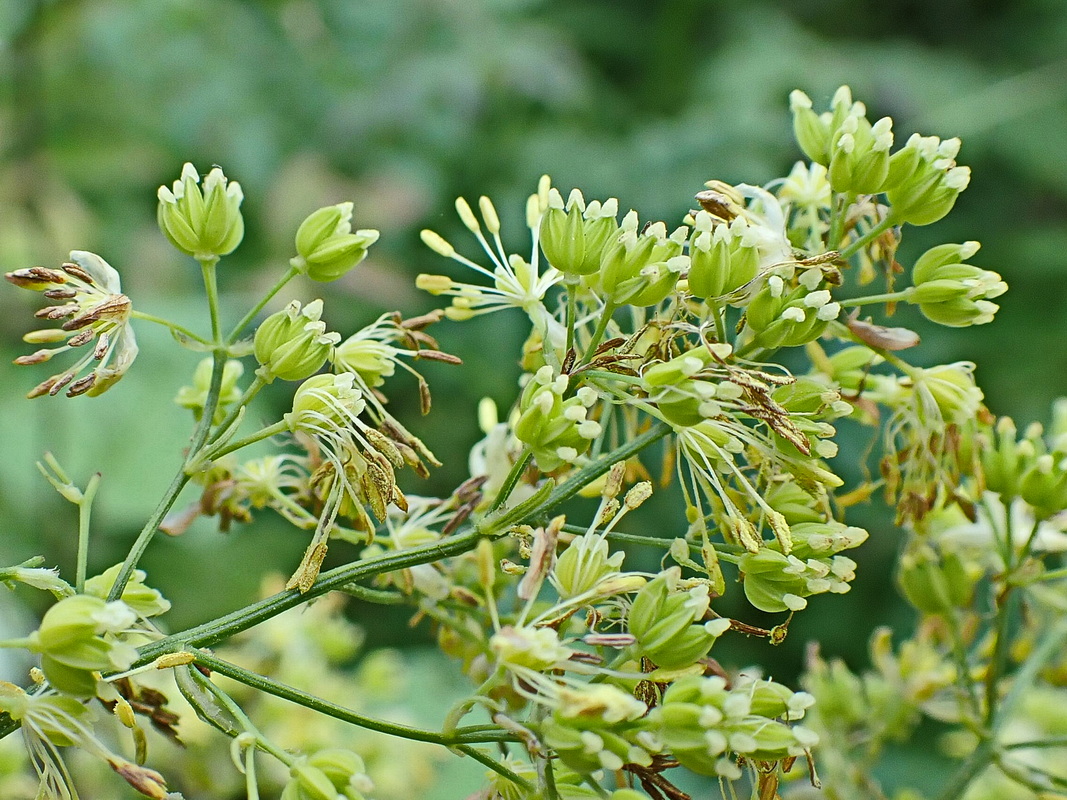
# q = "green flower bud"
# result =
<box><xmin>739</xmin><ymin>550</ymin><xmax>810</xmax><ymax>613</ymax></box>
<box><xmin>174</xmin><ymin>357</ymin><xmax>245</xmax><ymax>424</ymax></box>
<box><xmin>157</xmin><ymin>163</ymin><xmax>244</xmax><ymax>259</ymax></box>
<box><xmin>254</xmin><ymin>299</ymin><xmax>340</xmax><ymax>382</ymax></box>
<box><xmin>789</xmin><ymin>90</ymin><xmax>832</xmax><ymax>164</ymax></box>
<box><xmin>84</xmin><ymin>564</ymin><xmax>170</xmax><ymax>618</ymax></box>
<box><xmin>980</xmin><ymin>417</ymin><xmax>1026</xmax><ymax>500</ymax></box>
<box><xmin>294</xmin><ymin>203</ymin><xmax>380</xmax><ymax>282</ymax></box>
<box><xmin>551</xmin><ymin>534</ymin><xmax>625</xmax><ymax>598</ymax></box>
<box><xmin>514</xmin><ymin>368</ymin><xmax>601</xmax><ymax>471</ymax></box>
<box><xmin>540</xmin><ymin>189</ymin><xmax>588</xmax><ymax>275</ymax></box>
<box><xmin>886</xmin><ymin>135</ymin><xmax>970</xmax><ymax>225</ymax></box>
<box><xmin>907</xmin><ymin>241</ymin><xmax>1005</xmax><ymax>327</ymax></box>
<box><xmin>579</xmin><ymin>199</ymin><xmax>620</xmax><ymax>275</ymax></box>
<box><xmin>31</xmin><ymin>594</ymin><xmax>139</xmax><ymax>692</ymax></box>
<box><xmin>628</xmin><ymin>569</ymin><xmax>729</xmax><ymax>669</ymax></box>
<box><xmin>897</xmin><ymin>544</ymin><xmax>974</xmax><ymax>615</ymax></box>
<box><xmin>1019</xmin><ymin>453</ymin><xmax>1067</xmax><ymax>519</ymax></box>
<box><xmin>286</xmin><ymin>761</ymin><xmax>341</xmax><ymax>800</ymax></box>
<box><xmin>38</xmin><ymin>654</ymin><xmax>99</xmax><ymax>697</ymax></box>
<box><xmin>827</xmin><ymin>114</ymin><xmax>894</xmax><ymax>195</ymax></box>
<box><xmin>287</xmin><ymin>373</ymin><xmax>365</xmax><ymax>432</ymax></box>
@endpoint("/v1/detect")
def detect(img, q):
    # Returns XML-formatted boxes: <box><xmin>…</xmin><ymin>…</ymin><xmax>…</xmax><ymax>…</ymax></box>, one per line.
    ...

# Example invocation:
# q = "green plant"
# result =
<box><xmin>1</xmin><ymin>86</ymin><xmax>1064</xmax><ymax>800</ymax></box>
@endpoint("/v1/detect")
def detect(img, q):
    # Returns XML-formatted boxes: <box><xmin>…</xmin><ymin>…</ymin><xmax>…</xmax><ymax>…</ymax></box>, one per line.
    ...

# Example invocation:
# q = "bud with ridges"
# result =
<box><xmin>254</xmin><ymin>299</ymin><xmax>340</xmax><ymax>382</ymax></box>
<box><xmin>540</xmin><ymin>189</ymin><xmax>589</xmax><ymax>275</ymax></box>
<box><xmin>157</xmin><ymin>163</ymin><xmax>244</xmax><ymax>259</ymax></box>
<box><xmin>628</xmin><ymin>569</ymin><xmax>728</xmax><ymax>669</ymax></box>
<box><xmin>789</xmin><ymin>90</ymin><xmax>832</xmax><ymax>164</ymax></box>
<box><xmin>294</xmin><ymin>202</ymin><xmax>380</xmax><ymax>283</ymax></box>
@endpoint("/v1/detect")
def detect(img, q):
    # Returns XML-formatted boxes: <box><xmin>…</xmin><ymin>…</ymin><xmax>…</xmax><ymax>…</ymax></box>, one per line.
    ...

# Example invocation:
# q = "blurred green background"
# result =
<box><xmin>1</xmin><ymin>0</ymin><xmax>1066</xmax><ymax>795</ymax></box>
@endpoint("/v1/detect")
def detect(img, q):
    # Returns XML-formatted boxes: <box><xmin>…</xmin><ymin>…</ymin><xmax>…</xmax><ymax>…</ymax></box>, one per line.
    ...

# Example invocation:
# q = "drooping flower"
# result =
<box><xmin>6</xmin><ymin>251</ymin><xmax>138</xmax><ymax>398</ymax></box>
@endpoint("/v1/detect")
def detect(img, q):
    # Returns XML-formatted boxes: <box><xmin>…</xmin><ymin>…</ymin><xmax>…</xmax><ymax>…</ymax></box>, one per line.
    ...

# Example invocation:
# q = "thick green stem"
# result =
<box><xmin>193</xmin><ymin>650</ymin><xmax>517</xmax><ymax>747</ymax></box>
<box><xmin>107</xmin><ymin>354</ymin><xmax>228</xmax><ymax>602</ymax></box>
<box><xmin>204</xmin><ymin>373</ymin><xmax>268</xmax><ymax>447</ymax></box>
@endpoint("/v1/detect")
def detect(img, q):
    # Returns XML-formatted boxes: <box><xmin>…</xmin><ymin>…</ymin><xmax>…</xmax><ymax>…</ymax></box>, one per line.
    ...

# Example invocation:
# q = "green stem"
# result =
<box><xmin>838</xmin><ymin>214</ymin><xmax>897</xmax><ymax>260</ymax></box>
<box><xmin>129</xmin><ymin>310</ymin><xmax>210</xmax><ymax>346</ymax></box>
<box><xmin>1003</xmin><ymin>735</ymin><xmax>1067</xmax><ymax>750</ymax></box>
<box><xmin>195</xmin><ymin>419</ymin><xmax>288</xmax><ymax>468</ymax></box>
<box><xmin>204</xmin><ymin>373</ymin><xmax>268</xmax><ymax>447</ymax></box>
<box><xmin>984</xmin><ymin>587</ymin><xmax>1018</xmax><ymax>727</ymax></box>
<box><xmin>227</xmin><ymin>263</ymin><xmax>300</xmax><ymax>345</ymax></box>
<box><xmin>826</xmin><ymin>193</ymin><xmax>849</xmax><ymax>252</ymax></box>
<box><xmin>578</xmin><ymin>302</ymin><xmax>617</xmax><ymax>368</ymax></box>
<box><xmin>107</xmin><ymin>354</ymin><xmax>228</xmax><ymax>602</ymax></box>
<box><xmin>992</xmin><ymin>617</ymin><xmax>1067</xmax><ymax>736</ymax></box>
<box><xmin>565</xmin><ymin>282</ymin><xmax>577</xmax><ymax>356</ymax></box>
<box><xmin>199</xmin><ymin>256</ymin><xmax>223</xmax><ymax>345</ymax></box>
<box><xmin>935</xmin><ymin>738</ymin><xmax>996</xmax><ymax>800</ymax></box>
<box><xmin>193</xmin><ymin>650</ymin><xmax>517</xmax><ymax>748</ymax></box>
<box><xmin>487</xmin><ymin>449</ymin><xmax>533</xmax><ymax>513</ymax></box>
<box><xmin>131</xmin><ymin>528</ymin><xmax>486</xmax><ymax>666</ymax></box>
<box><xmin>838</xmin><ymin>290</ymin><xmax>912</xmax><ymax>308</ymax></box>
<box><xmin>708</xmin><ymin>299</ymin><xmax>727</xmax><ymax>345</ymax></box>
<box><xmin>75</xmin><ymin>473</ymin><xmax>101</xmax><ymax>593</ymax></box>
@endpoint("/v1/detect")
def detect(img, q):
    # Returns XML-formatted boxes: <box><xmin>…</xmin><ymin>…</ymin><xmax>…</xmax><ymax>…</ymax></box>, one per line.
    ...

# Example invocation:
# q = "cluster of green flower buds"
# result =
<box><xmin>641</xmin><ymin>342</ymin><xmax>736</xmax><ymax>428</ymax></box>
<box><xmin>282</xmin><ymin>750</ymin><xmax>374</xmax><ymax>800</ymax></box>
<box><xmin>884</xmin><ymin>133</ymin><xmax>971</xmax><ymax>225</ymax></box>
<box><xmin>740</xmin><ymin>546</ymin><xmax>859</xmax><ymax>613</ymax></box>
<box><xmin>745</xmin><ymin>268</ymin><xmax>841</xmax><ymax>349</ymax></box>
<box><xmin>539</xmin><ymin>684</ymin><xmax>653</xmax><ymax>774</ymax></box>
<box><xmin>5</xmin><ymin>251</ymin><xmax>138</xmax><ymax>398</ymax></box>
<box><xmin>981</xmin><ymin>406</ymin><xmax>1067</xmax><ymax>519</ymax></box>
<box><xmin>647</xmin><ymin>675</ymin><xmax>817</xmax><ymax>778</ymax></box>
<box><xmin>627</xmin><ymin>568</ymin><xmax>731</xmax><ymax>669</ymax></box>
<box><xmin>790</xmin><ymin>86</ymin><xmax>894</xmax><ymax>195</ymax></box>
<box><xmin>157</xmin><ymin>162</ymin><xmax>244</xmax><ymax>259</ymax></box>
<box><xmin>596</xmin><ymin>212</ymin><xmax>689</xmax><ymax>307</ymax></box>
<box><xmin>293</xmin><ymin>203</ymin><xmax>380</xmax><ymax>283</ymax></box>
<box><xmin>28</xmin><ymin>596</ymin><xmax>138</xmax><ymax>695</ymax></box>
<box><xmin>686</xmin><ymin>210</ymin><xmax>760</xmax><ymax>299</ymax></box>
<box><xmin>175</xmin><ymin>357</ymin><xmax>245</xmax><ymax>423</ymax></box>
<box><xmin>254</xmin><ymin>299</ymin><xmax>340</xmax><ymax>382</ymax></box>
<box><xmin>905</xmin><ymin>241</ymin><xmax>1006</xmax><ymax>327</ymax></box>
<box><xmin>790</xmin><ymin>87</ymin><xmax>970</xmax><ymax>224</ymax></box>
<box><xmin>538</xmin><ymin>188</ymin><xmax>620</xmax><ymax>277</ymax></box>
<box><xmin>897</xmin><ymin>542</ymin><xmax>978</xmax><ymax>615</ymax></box>
<box><xmin>24</xmin><ymin>565</ymin><xmax>169</xmax><ymax>696</ymax></box>
<box><xmin>514</xmin><ymin>367</ymin><xmax>602</xmax><ymax>471</ymax></box>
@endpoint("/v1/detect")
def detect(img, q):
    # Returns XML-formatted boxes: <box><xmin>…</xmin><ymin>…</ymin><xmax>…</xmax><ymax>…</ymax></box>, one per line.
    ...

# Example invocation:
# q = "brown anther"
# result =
<box><xmin>14</xmin><ymin>350</ymin><xmax>53</xmax><ymax>365</ymax></box>
<box><xmin>68</xmin><ymin>329</ymin><xmax>96</xmax><ymax>348</ymax></box>
<box><xmin>92</xmin><ymin>331</ymin><xmax>111</xmax><ymax>358</ymax></box>
<box><xmin>418</xmin><ymin>375</ymin><xmax>432</xmax><ymax>415</ymax></box>
<box><xmin>5</xmin><ymin>267</ymin><xmax>67</xmax><ymax>288</ymax></box>
<box><xmin>61</xmin><ymin>263</ymin><xmax>95</xmax><ymax>283</ymax></box>
<box><xmin>62</xmin><ymin>294</ymin><xmax>130</xmax><ymax>331</ymax></box>
<box><xmin>43</xmin><ymin>287</ymin><xmax>79</xmax><ymax>299</ymax></box>
<box><xmin>36</xmin><ymin>304</ymin><xmax>78</xmax><ymax>320</ymax></box>
<box><xmin>399</xmin><ymin>309</ymin><xmax>445</xmax><ymax>330</ymax></box>
<box><xmin>66</xmin><ymin>374</ymin><xmax>97</xmax><ymax>397</ymax></box>
<box><xmin>695</xmin><ymin>189</ymin><xmax>738</xmax><ymax>221</ymax></box>
<box><xmin>51</xmin><ymin>371</ymin><xmax>78</xmax><ymax>395</ymax></box>
<box><xmin>413</xmin><ymin>349</ymin><xmax>462</xmax><ymax>365</ymax></box>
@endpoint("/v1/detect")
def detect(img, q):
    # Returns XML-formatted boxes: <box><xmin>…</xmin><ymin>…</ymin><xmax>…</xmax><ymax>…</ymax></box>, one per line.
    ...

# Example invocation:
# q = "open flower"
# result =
<box><xmin>6</xmin><ymin>251</ymin><xmax>138</xmax><ymax>398</ymax></box>
<box><xmin>417</xmin><ymin>178</ymin><xmax>565</xmax><ymax>348</ymax></box>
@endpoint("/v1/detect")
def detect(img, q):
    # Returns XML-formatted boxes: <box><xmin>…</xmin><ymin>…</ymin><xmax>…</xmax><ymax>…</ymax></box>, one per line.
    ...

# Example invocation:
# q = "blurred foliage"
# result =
<box><xmin>1</xmin><ymin>1</ymin><xmax>1066</xmax><ymax>793</ymax></box>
